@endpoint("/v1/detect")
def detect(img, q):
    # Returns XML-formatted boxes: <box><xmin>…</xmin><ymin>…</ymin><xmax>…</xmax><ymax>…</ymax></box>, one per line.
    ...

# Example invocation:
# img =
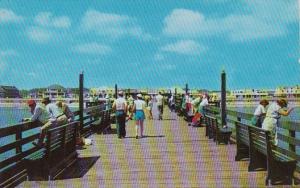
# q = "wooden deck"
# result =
<box><xmin>17</xmin><ymin>108</ymin><xmax>266</xmax><ymax>188</ymax></box>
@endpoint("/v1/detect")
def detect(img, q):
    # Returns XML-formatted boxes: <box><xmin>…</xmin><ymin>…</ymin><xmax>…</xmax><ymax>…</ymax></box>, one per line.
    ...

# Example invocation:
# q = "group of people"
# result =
<box><xmin>252</xmin><ymin>98</ymin><xmax>294</xmax><ymax>145</ymax></box>
<box><xmin>112</xmin><ymin>91</ymin><xmax>165</xmax><ymax>139</ymax></box>
<box><xmin>181</xmin><ymin>92</ymin><xmax>209</xmax><ymax>127</ymax></box>
<box><xmin>23</xmin><ymin>97</ymin><xmax>74</xmax><ymax>147</ymax></box>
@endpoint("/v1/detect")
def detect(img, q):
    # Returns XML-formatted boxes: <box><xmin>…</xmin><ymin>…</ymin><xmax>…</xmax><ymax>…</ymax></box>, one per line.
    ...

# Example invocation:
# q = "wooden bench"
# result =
<box><xmin>101</xmin><ymin>110</ymin><xmax>112</xmax><ymax>134</ymax></box>
<box><xmin>24</xmin><ymin>121</ymin><xmax>78</xmax><ymax>180</ymax></box>
<box><xmin>204</xmin><ymin>115</ymin><xmax>210</xmax><ymax>138</ymax></box>
<box><xmin>205</xmin><ymin>115</ymin><xmax>232</xmax><ymax>144</ymax></box>
<box><xmin>235</xmin><ymin>122</ymin><xmax>249</xmax><ymax>161</ymax></box>
<box><xmin>90</xmin><ymin>111</ymin><xmax>103</xmax><ymax>133</ymax></box>
<box><xmin>248</xmin><ymin>125</ymin><xmax>296</xmax><ymax>185</ymax></box>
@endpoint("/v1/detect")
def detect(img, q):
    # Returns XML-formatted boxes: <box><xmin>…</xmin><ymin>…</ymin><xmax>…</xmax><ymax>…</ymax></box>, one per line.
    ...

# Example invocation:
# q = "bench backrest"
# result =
<box><xmin>248</xmin><ymin>125</ymin><xmax>269</xmax><ymax>156</ymax></box>
<box><xmin>45</xmin><ymin>121</ymin><xmax>78</xmax><ymax>166</ymax></box>
<box><xmin>235</xmin><ymin>122</ymin><xmax>249</xmax><ymax>146</ymax></box>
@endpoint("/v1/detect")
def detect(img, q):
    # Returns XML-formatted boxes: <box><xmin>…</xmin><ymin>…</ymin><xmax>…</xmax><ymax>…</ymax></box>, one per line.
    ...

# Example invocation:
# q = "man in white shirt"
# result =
<box><xmin>156</xmin><ymin>92</ymin><xmax>164</xmax><ymax>120</ymax></box>
<box><xmin>112</xmin><ymin>91</ymin><xmax>128</xmax><ymax>139</ymax></box>
<box><xmin>24</xmin><ymin>99</ymin><xmax>51</xmax><ymax>147</ymax></box>
<box><xmin>42</xmin><ymin>97</ymin><xmax>68</xmax><ymax>127</ymax></box>
<box><xmin>251</xmin><ymin>99</ymin><xmax>269</xmax><ymax>128</ymax></box>
<box><xmin>262</xmin><ymin>99</ymin><xmax>293</xmax><ymax>145</ymax></box>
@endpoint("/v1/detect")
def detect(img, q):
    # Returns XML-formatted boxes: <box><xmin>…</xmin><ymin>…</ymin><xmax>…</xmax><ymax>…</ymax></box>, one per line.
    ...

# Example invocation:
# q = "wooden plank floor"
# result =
<box><xmin>18</xmin><ymin>107</ymin><xmax>267</xmax><ymax>188</ymax></box>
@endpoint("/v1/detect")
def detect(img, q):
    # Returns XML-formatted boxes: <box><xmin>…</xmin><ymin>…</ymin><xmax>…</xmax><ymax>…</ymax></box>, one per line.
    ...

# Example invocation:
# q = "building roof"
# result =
<box><xmin>47</xmin><ymin>84</ymin><xmax>66</xmax><ymax>91</ymax></box>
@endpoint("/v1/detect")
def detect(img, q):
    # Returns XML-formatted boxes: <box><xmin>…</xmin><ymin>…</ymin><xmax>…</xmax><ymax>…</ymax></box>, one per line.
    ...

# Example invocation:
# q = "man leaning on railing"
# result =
<box><xmin>22</xmin><ymin>99</ymin><xmax>52</xmax><ymax>147</ymax></box>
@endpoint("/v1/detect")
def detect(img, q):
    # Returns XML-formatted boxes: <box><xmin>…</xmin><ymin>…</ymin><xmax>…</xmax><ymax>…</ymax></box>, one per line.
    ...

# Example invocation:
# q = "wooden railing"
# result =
<box><xmin>0</xmin><ymin>104</ymin><xmax>110</xmax><ymax>187</ymax></box>
<box><xmin>204</xmin><ymin>105</ymin><xmax>300</xmax><ymax>178</ymax></box>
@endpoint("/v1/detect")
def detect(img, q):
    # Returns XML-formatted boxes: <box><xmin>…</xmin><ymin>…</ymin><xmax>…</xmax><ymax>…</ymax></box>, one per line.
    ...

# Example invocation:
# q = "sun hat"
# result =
<box><xmin>278</xmin><ymin>98</ymin><xmax>288</xmax><ymax>108</ymax></box>
<box><xmin>137</xmin><ymin>94</ymin><xmax>142</xmax><ymax>98</ymax></box>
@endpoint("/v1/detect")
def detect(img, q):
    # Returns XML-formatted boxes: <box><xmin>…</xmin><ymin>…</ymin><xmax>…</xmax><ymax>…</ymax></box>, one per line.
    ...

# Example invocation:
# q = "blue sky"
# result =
<box><xmin>0</xmin><ymin>0</ymin><xmax>299</xmax><ymax>90</ymax></box>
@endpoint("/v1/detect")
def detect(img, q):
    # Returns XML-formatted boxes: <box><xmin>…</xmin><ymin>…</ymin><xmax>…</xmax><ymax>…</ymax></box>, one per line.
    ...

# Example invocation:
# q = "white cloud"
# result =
<box><xmin>163</xmin><ymin>1</ymin><xmax>297</xmax><ymax>42</ymax></box>
<box><xmin>81</xmin><ymin>10</ymin><xmax>152</xmax><ymax>40</ymax></box>
<box><xmin>0</xmin><ymin>49</ymin><xmax>17</xmax><ymax>57</ymax></box>
<box><xmin>163</xmin><ymin>9</ymin><xmax>219</xmax><ymax>38</ymax></box>
<box><xmin>35</xmin><ymin>12</ymin><xmax>71</xmax><ymax>29</ymax></box>
<box><xmin>73</xmin><ymin>42</ymin><xmax>112</xmax><ymax>55</ymax></box>
<box><xmin>161</xmin><ymin>64</ymin><xmax>176</xmax><ymax>70</ymax></box>
<box><xmin>26</xmin><ymin>12</ymin><xmax>71</xmax><ymax>43</ymax></box>
<box><xmin>26</xmin><ymin>27</ymin><xmax>52</xmax><ymax>43</ymax></box>
<box><xmin>245</xmin><ymin>0</ymin><xmax>298</xmax><ymax>24</ymax></box>
<box><xmin>222</xmin><ymin>15</ymin><xmax>286</xmax><ymax>42</ymax></box>
<box><xmin>0</xmin><ymin>49</ymin><xmax>17</xmax><ymax>76</ymax></box>
<box><xmin>26</xmin><ymin>72</ymin><xmax>37</xmax><ymax>77</ymax></box>
<box><xmin>0</xmin><ymin>9</ymin><xmax>23</xmax><ymax>23</ymax></box>
<box><xmin>161</xmin><ymin>40</ymin><xmax>206</xmax><ymax>55</ymax></box>
<box><xmin>154</xmin><ymin>53</ymin><xmax>164</xmax><ymax>61</ymax></box>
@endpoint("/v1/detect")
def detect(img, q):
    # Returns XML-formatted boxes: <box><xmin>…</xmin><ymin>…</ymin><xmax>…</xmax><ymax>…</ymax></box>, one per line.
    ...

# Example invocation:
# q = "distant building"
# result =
<box><xmin>229</xmin><ymin>89</ymin><xmax>272</xmax><ymax>101</ymax></box>
<box><xmin>44</xmin><ymin>84</ymin><xmax>66</xmax><ymax>98</ymax></box>
<box><xmin>0</xmin><ymin>86</ymin><xmax>20</xmax><ymax>98</ymax></box>
<box><xmin>274</xmin><ymin>86</ymin><xmax>300</xmax><ymax>98</ymax></box>
<box><xmin>29</xmin><ymin>88</ymin><xmax>44</xmax><ymax>98</ymax></box>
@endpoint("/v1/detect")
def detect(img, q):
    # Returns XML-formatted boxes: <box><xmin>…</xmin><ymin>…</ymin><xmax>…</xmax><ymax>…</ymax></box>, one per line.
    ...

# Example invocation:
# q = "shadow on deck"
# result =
<box><xmin>56</xmin><ymin>156</ymin><xmax>100</xmax><ymax>180</ymax></box>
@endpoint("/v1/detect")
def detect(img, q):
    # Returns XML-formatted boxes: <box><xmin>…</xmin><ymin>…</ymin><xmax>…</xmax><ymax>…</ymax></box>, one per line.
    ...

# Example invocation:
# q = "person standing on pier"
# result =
<box><xmin>133</xmin><ymin>94</ymin><xmax>146</xmax><ymax>139</ymax></box>
<box><xmin>147</xmin><ymin>95</ymin><xmax>154</xmax><ymax>119</ymax></box>
<box><xmin>156</xmin><ymin>91</ymin><xmax>164</xmax><ymax>120</ymax></box>
<box><xmin>262</xmin><ymin>99</ymin><xmax>294</xmax><ymax>145</ymax></box>
<box><xmin>251</xmin><ymin>99</ymin><xmax>269</xmax><ymax>128</ymax></box>
<box><xmin>23</xmin><ymin>99</ymin><xmax>51</xmax><ymax>147</ymax></box>
<box><xmin>112</xmin><ymin>91</ymin><xmax>127</xmax><ymax>139</ymax></box>
<box><xmin>127</xmin><ymin>95</ymin><xmax>134</xmax><ymax>120</ymax></box>
<box><xmin>185</xmin><ymin>92</ymin><xmax>193</xmax><ymax>126</ymax></box>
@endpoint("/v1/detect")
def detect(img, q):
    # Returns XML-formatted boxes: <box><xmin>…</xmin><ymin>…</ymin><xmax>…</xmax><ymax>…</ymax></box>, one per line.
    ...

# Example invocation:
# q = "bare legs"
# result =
<box><xmin>135</xmin><ymin>120</ymin><xmax>144</xmax><ymax>139</ymax></box>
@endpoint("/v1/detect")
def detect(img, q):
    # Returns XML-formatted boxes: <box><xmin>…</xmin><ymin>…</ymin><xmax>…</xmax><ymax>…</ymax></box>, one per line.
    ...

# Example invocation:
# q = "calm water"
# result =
<box><xmin>228</xmin><ymin>106</ymin><xmax>300</xmax><ymax>122</ymax></box>
<box><xmin>0</xmin><ymin>106</ymin><xmax>78</xmax><ymax>128</ymax></box>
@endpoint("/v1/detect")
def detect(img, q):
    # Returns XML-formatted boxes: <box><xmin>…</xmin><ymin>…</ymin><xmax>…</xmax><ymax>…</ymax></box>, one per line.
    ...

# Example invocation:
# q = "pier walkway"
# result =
<box><xmin>17</xmin><ymin>107</ymin><xmax>266</xmax><ymax>188</ymax></box>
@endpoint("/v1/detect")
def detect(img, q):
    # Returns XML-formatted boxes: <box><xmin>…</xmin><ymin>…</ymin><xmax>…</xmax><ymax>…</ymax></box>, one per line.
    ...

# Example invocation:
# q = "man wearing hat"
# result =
<box><xmin>42</xmin><ymin>97</ymin><xmax>68</xmax><ymax>127</ymax></box>
<box><xmin>23</xmin><ymin>99</ymin><xmax>51</xmax><ymax>146</ymax></box>
<box><xmin>112</xmin><ymin>91</ymin><xmax>128</xmax><ymax>139</ymax></box>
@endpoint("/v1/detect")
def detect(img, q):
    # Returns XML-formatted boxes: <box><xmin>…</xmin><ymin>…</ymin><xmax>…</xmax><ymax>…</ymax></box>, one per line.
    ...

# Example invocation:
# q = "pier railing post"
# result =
<box><xmin>175</xmin><ymin>88</ymin><xmax>177</xmax><ymax>104</ymax></box>
<box><xmin>185</xmin><ymin>83</ymin><xmax>188</xmax><ymax>94</ymax></box>
<box><xmin>115</xmin><ymin>84</ymin><xmax>118</xmax><ymax>99</ymax></box>
<box><xmin>289</xmin><ymin>129</ymin><xmax>296</xmax><ymax>152</ymax></box>
<box><xmin>221</xmin><ymin>70</ymin><xmax>226</xmax><ymax>126</ymax></box>
<box><xmin>79</xmin><ymin>72</ymin><xmax>84</xmax><ymax>133</ymax></box>
<box><xmin>16</xmin><ymin>126</ymin><xmax>22</xmax><ymax>154</ymax></box>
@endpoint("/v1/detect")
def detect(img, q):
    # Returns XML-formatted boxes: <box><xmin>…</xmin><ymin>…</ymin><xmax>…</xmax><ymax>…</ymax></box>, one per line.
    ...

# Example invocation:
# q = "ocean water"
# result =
<box><xmin>0</xmin><ymin>107</ymin><xmax>31</xmax><ymax>128</ymax></box>
<box><xmin>0</xmin><ymin>106</ymin><xmax>78</xmax><ymax>128</ymax></box>
<box><xmin>228</xmin><ymin>106</ymin><xmax>300</xmax><ymax>122</ymax></box>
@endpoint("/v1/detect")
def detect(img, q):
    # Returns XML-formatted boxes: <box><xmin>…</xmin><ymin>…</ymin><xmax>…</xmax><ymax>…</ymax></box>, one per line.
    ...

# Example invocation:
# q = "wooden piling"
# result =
<box><xmin>221</xmin><ymin>70</ymin><xmax>226</xmax><ymax>126</ymax></box>
<box><xmin>79</xmin><ymin>72</ymin><xmax>84</xmax><ymax>132</ymax></box>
